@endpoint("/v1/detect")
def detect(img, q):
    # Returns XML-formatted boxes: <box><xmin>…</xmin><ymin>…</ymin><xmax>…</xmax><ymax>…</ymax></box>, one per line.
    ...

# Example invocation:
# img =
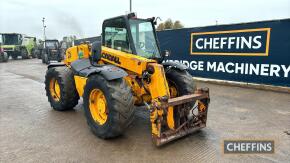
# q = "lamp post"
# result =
<box><xmin>42</xmin><ymin>17</ymin><xmax>46</xmax><ymax>41</ymax></box>
<box><xmin>130</xmin><ymin>0</ymin><xmax>132</xmax><ymax>13</ymax></box>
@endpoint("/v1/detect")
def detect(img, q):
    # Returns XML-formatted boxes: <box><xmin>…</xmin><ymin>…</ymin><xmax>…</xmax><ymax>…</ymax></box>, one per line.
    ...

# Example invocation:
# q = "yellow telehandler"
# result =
<box><xmin>45</xmin><ymin>13</ymin><xmax>210</xmax><ymax>146</ymax></box>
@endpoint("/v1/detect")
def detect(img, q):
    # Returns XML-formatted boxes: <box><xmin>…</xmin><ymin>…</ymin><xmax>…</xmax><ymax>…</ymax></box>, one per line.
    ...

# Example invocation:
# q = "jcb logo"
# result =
<box><xmin>101</xmin><ymin>53</ymin><xmax>121</xmax><ymax>64</ymax></box>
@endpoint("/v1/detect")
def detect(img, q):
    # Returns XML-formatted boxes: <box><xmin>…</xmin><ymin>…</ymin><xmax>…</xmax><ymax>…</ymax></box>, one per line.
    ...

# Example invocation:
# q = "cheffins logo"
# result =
<box><xmin>223</xmin><ymin>140</ymin><xmax>274</xmax><ymax>154</ymax></box>
<box><xmin>191</xmin><ymin>28</ymin><xmax>271</xmax><ymax>56</ymax></box>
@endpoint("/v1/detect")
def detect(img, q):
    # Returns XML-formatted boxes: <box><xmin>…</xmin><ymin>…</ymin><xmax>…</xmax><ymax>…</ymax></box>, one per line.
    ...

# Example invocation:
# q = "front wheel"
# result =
<box><xmin>83</xmin><ymin>75</ymin><xmax>135</xmax><ymax>139</ymax></box>
<box><xmin>165</xmin><ymin>68</ymin><xmax>197</xmax><ymax>129</ymax></box>
<box><xmin>166</xmin><ymin>69</ymin><xmax>196</xmax><ymax>97</ymax></box>
<box><xmin>3</xmin><ymin>52</ymin><xmax>8</xmax><ymax>62</ymax></box>
<box><xmin>42</xmin><ymin>53</ymin><xmax>49</xmax><ymax>64</ymax></box>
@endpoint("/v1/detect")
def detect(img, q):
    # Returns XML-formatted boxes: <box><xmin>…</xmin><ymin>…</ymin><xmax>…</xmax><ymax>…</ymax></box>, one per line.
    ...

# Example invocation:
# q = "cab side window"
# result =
<box><xmin>104</xmin><ymin>18</ymin><xmax>132</xmax><ymax>53</ymax></box>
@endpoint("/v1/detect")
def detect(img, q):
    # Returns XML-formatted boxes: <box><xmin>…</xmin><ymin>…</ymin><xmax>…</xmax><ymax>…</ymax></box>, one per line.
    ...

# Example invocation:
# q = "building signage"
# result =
<box><xmin>157</xmin><ymin>19</ymin><xmax>290</xmax><ymax>87</ymax></box>
<box><xmin>190</xmin><ymin>28</ymin><xmax>271</xmax><ymax>56</ymax></box>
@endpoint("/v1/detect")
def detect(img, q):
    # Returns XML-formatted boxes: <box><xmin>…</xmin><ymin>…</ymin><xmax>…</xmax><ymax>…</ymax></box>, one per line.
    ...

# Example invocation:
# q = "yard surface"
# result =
<box><xmin>0</xmin><ymin>59</ymin><xmax>289</xmax><ymax>163</ymax></box>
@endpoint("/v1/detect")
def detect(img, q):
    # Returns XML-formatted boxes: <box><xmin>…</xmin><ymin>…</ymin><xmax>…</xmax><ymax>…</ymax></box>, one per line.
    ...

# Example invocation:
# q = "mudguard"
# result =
<box><xmin>47</xmin><ymin>63</ymin><xmax>65</xmax><ymax>69</ymax></box>
<box><xmin>162</xmin><ymin>61</ymin><xmax>188</xmax><ymax>71</ymax></box>
<box><xmin>70</xmin><ymin>59</ymin><xmax>128</xmax><ymax>80</ymax></box>
<box><xmin>87</xmin><ymin>65</ymin><xmax>128</xmax><ymax>80</ymax></box>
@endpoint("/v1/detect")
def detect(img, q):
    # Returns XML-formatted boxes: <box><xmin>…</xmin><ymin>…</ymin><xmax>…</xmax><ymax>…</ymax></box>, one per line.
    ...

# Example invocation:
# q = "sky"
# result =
<box><xmin>0</xmin><ymin>0</ymin><xmax>289</xmax><ymax>40</ymax></box>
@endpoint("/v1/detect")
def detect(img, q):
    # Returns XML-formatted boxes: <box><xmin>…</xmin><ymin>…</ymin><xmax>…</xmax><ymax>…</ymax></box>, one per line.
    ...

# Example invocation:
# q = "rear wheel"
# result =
<box><xmin>21</xmin><ymin>48</ymin><xmax>29</xmax><ymax>59</ymax></box>
<box><xmin>83</xmin><ymin>75</ymin><xmax>135</xmax><ymax>139</ymax></box>
<box><xmin>31</xmin><ymin>49</ymin><xmax>36</xmax><ymax>58</ymax></box>
<box><xmin>45</xmin><ymin>67</ymin><xmax>79</xmax><ymax>111</ymax></box>
<box><xmin>11</xmin><ymin>52</ymin><xmax>18</xmax><ymax>60</ymax></box>
<box><xmin>37</xmin><ymin>52</ymin><xmax>42</xmax><ymax>59</ymax></box>
<box><xmin>57</xmin><ymin>54</ymin><xmax>62</xmax><ymax>62</ymax></box>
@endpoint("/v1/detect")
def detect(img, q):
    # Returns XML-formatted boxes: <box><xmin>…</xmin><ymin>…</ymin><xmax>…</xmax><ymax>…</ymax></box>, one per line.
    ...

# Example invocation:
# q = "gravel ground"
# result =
<box><xmin>0</xmin><ymin>59</ymin><xmax>289</xmax><ymax>163</ymax></box>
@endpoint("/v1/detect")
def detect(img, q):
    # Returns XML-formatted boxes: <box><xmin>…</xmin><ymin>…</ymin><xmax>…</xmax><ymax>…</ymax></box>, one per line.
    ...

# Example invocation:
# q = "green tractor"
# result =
<box><xmin>0</xmin><ymin>33</ymin><xmax>37</xmax><ymax>59</ymax></box>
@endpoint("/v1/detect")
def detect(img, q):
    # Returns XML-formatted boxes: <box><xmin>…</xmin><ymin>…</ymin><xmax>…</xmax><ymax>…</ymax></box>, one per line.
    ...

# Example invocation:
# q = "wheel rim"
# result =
<box><xmin>89</xmin><ymin>89</ymin><xmax>108</xmax><ymax>125</ymax></box>
<box><xmin>49</xmin><ymin>78</ymin><xmax>61</xmax><ymax>101</ymax></box>
<box><xmin>167</xmin><ymin>80</ymin><xmax>180</xmax><ymax>130</ymax></box>
<box><xmin>168</xmin><ymin>80</ymin><xmax>178</xmax><ymax>98</ymax></box>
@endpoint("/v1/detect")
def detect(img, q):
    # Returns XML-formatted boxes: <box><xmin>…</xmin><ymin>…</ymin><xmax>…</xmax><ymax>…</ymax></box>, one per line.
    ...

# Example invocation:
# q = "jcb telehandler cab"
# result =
<box><xmin>45</xmin><ymin>13</ymin><xmax>210</xmax><ymax>146</ymax></box>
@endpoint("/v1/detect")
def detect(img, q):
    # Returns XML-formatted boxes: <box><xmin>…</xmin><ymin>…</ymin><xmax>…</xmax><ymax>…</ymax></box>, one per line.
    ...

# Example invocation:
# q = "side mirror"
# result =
<box><xmin>162</xmin><ymin>50</ymin><xmax>171</xmax><ymax>58</ymax></box>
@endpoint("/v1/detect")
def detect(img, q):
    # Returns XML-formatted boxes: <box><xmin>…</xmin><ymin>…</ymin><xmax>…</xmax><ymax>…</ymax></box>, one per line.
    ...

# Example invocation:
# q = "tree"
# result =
<box><xmin>157</xmin><ymin>23</ymin><xmax>165</xmax><ymax>31</ymax></box>
<box><xmin>157</xmin><ymin>19</ymin><xmax>184</xmax><ymax>31</ymax></box>
<box><xmin>173</xmin><ymin>20</ymin><xmax>184</xmax><ymax>29</ymax></box>
<box><xmin>164</xmin><ymin>19</ymin><xmax>173</xmax><ymax>29</ymax></box>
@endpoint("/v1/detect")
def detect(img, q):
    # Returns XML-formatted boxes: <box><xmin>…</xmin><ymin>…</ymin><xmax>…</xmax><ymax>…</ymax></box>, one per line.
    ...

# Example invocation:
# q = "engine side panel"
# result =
<box><xmin>64</xmin><ymin>44</ymin><xmax>91</xmax><ymax>65</ymax></box>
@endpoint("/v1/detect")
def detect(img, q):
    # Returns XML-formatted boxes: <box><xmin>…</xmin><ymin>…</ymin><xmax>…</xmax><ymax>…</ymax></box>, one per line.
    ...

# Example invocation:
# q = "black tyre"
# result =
<box><xmin>165</xmin><ymin>68</ymin><xmax>196</xmax><ymax>127</ymax></box>
<box><xmin>41</xmin><ymin>53</ymin><xmax>45</xmax><ymax>63</ymax></box>
<box><xmin>3</xmin><ymin>52</ymin><xmax>8</xmax><ymax>62</ymax></box>
<box><xmin>83</xmin><ymin>75</ymin><xmax>135</xmax><ymax>139</ymax></box>
<box><xmin>31</xmin><ymin>49</ymin><xmax>36</xmax><ymax>58</ymax></box>
<box><xmin>37</xmin><ymin>52</ymin><xmax>42</xmax><ymax>59</ymax></box>
<box><xmin>37</xmin><ymin>50</ymin><xmax>42</xmax><ymax>59</ymax></box>
<box><xmin>11</xmin><ymin>53</ymin><xmax>18</xmax><ymax>60</ymax></box>
<box><xmin>166</xmin><ymin>68</ymin><xmax>196</xmax><ymax>97</ymax></box>
<box><xmin>45</xmin><ymin>67</ymin><xmax>79</xmax><ymax>111</ymax></box>
<box><xmin>57</xmin><ymin>54</ymin><xmax>62</xmax><ymax>62</ymax></box>
<box><xmin>21</xmin><ymin>48</ymin><xmax>29</xmax><ymax>59</ymax></box>
<box><xmin>42</xmin><ymin>53</ymin><xmax>49</xmax><ymax>64</ymax></box>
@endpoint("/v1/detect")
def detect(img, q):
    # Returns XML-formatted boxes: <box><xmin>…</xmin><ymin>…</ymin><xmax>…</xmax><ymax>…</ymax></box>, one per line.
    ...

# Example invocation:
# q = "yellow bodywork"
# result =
<box><xmin>64</xmin><ymin>44</ymin><xmax>91</xmax><ymax>65</ymax></box>
<box><xmin>101</xmin><ymin>47</ymin><xmax>155</xmax><ymax>75</ymax></box>
<box><xmin>146</xmin><ymin>63</ymin><xmax>170</xmax><ymax>99</ymax></box>
<box><xmin>74</xmin><ymin>76</ymin><xmax>87</xmax><ymax>97</ymax></box>
<box><xmin>64</xmin><ymin>43</ymin><xmax>183</xmax><ymax>139</ymax></box>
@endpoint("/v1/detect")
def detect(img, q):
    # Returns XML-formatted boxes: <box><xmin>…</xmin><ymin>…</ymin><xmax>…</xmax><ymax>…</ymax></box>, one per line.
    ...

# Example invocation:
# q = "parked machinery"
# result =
<box><xmin>0</xmin><ymin>33</ymin><xmax>37</xmax><ymax>59</ymax></box>
<box><xmin>59</xmin><ymin>40</ymin><xmax>73</xmax><ymax>58</ymax></box>
<box><xmin>34</xmin><ymin>40</ymin><xmax>44</xmax><ymax>59</ymax></box>
<box><xmin>41</xmin><ymin>39</ymin><xmax>62</xmax><ymax>64</ymax></box>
